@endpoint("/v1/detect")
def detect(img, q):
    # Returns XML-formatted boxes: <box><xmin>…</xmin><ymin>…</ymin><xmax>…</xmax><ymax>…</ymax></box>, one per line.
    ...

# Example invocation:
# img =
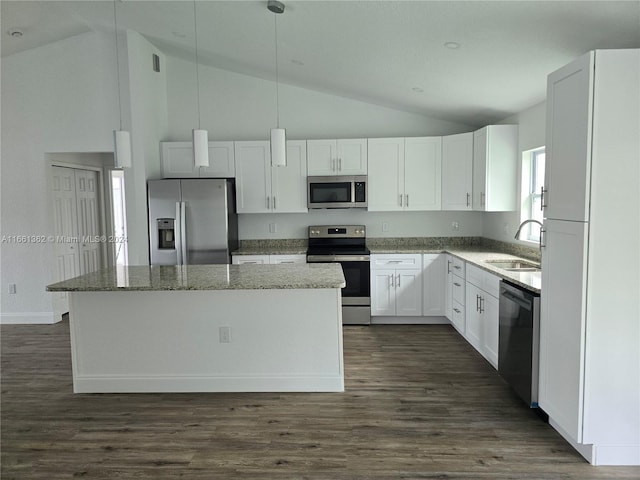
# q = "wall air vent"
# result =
<box><xmin>152</xmin><ymin>53</ymin><xmax>160</xmax><ymax>73</ymax></box>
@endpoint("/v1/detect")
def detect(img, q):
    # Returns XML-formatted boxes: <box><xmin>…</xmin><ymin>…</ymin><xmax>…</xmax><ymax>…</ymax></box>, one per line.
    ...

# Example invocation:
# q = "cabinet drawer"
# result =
<box><xmin>371</xmin><ymin>254</ymin><xmax>422</xmax><ymax>270</ymax></box>
<box><xmin>451</xmin><ymin>300</ymin><xmax>465</xmax><ymax>335</ymax></box>
<box><xmin>452</xmin><ymin>276</ymin><xmax>465</xmax><ymax>304</ymax></box>
<box><xmin>270</xmin><ymin>254</ymin><xmax>306</xmax><ymax>264</ymax></box>
<box><xmin>232</xmin><ymin>255</ymin><xmax>269</xmax><ymax>265</ymax></box>
<box><xmin>467</xmin><ymin>263</ymin><xmax>500</xmax><ymax>297</ymax></box>
<box><xmin>450</xmin><ymin>257</ymin><xmax>465</xmax><ymax>277</ymax></box>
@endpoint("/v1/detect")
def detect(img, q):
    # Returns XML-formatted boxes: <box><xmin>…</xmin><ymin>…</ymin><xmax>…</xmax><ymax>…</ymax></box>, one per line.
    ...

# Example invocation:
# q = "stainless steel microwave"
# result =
<box><xmin>307</xmin><ymin>175</ymin><xmax>367</xmax><ymax>209</ymax></box>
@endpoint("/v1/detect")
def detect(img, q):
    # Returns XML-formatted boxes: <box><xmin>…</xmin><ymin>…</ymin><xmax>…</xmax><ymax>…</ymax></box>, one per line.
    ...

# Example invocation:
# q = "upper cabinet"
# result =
<box><xmin>441</xmin><ymin>132</ymin><xmax>473</xmax><ymax>210</ymax></box>
<box><xmin>307</xmin><ymin>139</ymin><xmax>367</xmax><ymax>175</ymax></box>
<box><xmin>368</xmin><ymin>137</ymin><xmax>441</xmax><ymax>211</ymax></box>
<box><xmin>472</xmin><ymin>125</ymin><xmax>518</xmax><ymax>211</ymax></box>
<box><xmin>160</xmin><ymin>141</ymin><xmax>235</xmax><ymax>178</ymax></box>
<box><xmin>235</xmin><ymin>140</ymin><xmax>307</xmax><ymax>214</ymax></box>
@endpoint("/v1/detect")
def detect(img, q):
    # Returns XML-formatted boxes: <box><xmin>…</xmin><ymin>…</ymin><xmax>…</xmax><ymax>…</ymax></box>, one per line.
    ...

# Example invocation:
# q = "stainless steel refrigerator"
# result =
<box><xmin>148</xmin><ymin>179</ymin><xmax>238</xmax><ymax>265</ymax></box>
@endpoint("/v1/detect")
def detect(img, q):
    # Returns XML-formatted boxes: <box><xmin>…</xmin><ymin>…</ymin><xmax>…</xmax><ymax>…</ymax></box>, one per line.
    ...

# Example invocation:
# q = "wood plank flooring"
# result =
<box><xmin>2</xmin><ymin>320</ymin><xmax>638</xmax><ymax>479</ymax></box>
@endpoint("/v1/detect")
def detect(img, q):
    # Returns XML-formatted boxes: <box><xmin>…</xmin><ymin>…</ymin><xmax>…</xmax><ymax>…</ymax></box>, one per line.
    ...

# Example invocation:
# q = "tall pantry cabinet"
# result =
<box><xmin>539</xmin><ymin>49</ymin><xmax>639</xmax><ymax>466</ymax></box>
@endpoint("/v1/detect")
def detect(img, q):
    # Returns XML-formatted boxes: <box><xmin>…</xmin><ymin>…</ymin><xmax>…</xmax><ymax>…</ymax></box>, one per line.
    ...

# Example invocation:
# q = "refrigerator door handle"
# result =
<box><xmin>180</xmin><ymin>201</ymin><xmax>187</xmax><ymax>264</ymax></box>
<box><xmin>175</xmin><ymin>201</ymin><xmax>183</xmax><ymax>265</ymax></box>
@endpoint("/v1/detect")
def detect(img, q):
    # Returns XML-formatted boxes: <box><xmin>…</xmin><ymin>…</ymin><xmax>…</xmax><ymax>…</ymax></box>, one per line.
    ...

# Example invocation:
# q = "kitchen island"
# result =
<box><xmin>47</xmin><ymin>264</ymin><xmax>346</xmax><ymax>393</ymax></box>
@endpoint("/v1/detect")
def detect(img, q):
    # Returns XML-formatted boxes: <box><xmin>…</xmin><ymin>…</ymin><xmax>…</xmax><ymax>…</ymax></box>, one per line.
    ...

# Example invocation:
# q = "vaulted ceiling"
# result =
<box><xmin>2</xmin><ymin>1</ymin><xmax>639</xmax><ymax>126</ymax></box>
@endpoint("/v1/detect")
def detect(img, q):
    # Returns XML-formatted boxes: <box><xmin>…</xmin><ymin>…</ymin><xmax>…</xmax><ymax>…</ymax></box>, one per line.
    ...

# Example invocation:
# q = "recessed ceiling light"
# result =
<box><xmin>444</xmin><ymin>41</ymin><xmax>460</xmax><ymax>49</ymax></box>
<box><xmin>291</xmin><ymin>59</ymin><xmax>304</xmax><ymax>66</ymax></box>
<box><xmin>8</xmin><ymin>28</ymin><xmax>24</xmax><ymax>38</ymax></box>
<box><xmin>412</xmin><ymin>87</ymin><xmax>424</xmax><ymax>93</ymax></box>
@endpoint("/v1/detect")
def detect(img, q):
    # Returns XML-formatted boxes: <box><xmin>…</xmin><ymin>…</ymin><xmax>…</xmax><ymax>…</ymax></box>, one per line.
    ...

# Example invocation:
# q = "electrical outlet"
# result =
<box><xmin>451</xmin><ymin>221</ymin><xmax>460</xmax><ymax>231</ymax></box>
<box><xmin>8</xmin><ymin>284</ymin><xmax>16</xmax><ymax>294</ymax></box>
<box><xmin>269</xmin><ymin>223</ymin><xmax>277</xmax><ymax>233</ymax></box>
<box><xmin>219</xmin><ymin>326</ymin><xmax>231</xmax><ymax>343</ymax></box>
<box><xmin>382</xmin><ymin>222</ymin><xmax>389</xmax><ymax>232</ymax></box>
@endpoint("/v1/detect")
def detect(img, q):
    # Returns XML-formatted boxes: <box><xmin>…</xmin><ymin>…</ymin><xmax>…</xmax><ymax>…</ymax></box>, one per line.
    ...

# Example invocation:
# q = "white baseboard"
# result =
<box><xmin>593</xmin><ymin>445</ymin><xmax>640</xmax><ymax>466</ymax></box>
<box><xmin>73</xmin><ymin>374</ymin><xmax>345</xmax><ymax>393</ymax></box>
<box><xmin>0</xmin><ymin>312</ymin><xmax>59</xmax><ymax>324</ymax></box>
<box><xmin>548</xmin><ymin>417</ymin><xmax>595</xmax><ymax>464</ymax></box>
<box><xmin>370</xmin><ymin>316</ymin><xmax>450</xmax><ymax>325</ymax></box>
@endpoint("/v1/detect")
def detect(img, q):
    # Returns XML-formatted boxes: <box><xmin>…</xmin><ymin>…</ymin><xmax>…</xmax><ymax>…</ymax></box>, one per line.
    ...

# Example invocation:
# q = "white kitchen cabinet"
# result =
<box><xmin>307</xmin><ymin>139</ymin><xmax>367</xmax><ymax>175</ymax></box>
<box><xmin>232</xmin><ymin>255</ymin><xmax>269</xmax><ymax>265</ymax></box>
<box><xmin>370</xmin><ymin>254</ymin><xmax>422</xmax><ymax>317</ymax></box>
<box><xmin>160</xmin><ymin>141</ymin><xmax>235</xmax><ymax>178</ymax></box>
<box><xmin>472</xmin><ymin>125</ymin><xmax>518</xmax><ymax>211</ymax></box>
<box><xmin>447</xmin><ymin>256</ymin><xmax>466</xmax><ymax>335</ymax></box>
<box><xmin>368</xmin><ymin>137</ymin><xmax>441</xmax><ymax>211</ymax></box>
<box><xmin>235</xmin><ymin>140</ymin><xmax>307</xmax><ymax>214</ymax></box>
<box><xmin>232</xmin><ymin>254</ymin><xmax>306</xmax><ymax>265</ymax></box>
<box><xmin>441</xmin><ymin>132</ymin><xmax>473</xmax><ymax>210</ymax></box>
<box><xmin>422</xmin><ymin>254</ymin><xmax>446</xmax><ymax>316</ymax></box>
<box><xmin>465</xmin><ymin>263</ymin><xmax>499</xmax><ymax>369</ymax></box>
<box><xmin>540</xmin><ymin>49</ymin><xmax>639</xmax><ymax>465</ymax></box>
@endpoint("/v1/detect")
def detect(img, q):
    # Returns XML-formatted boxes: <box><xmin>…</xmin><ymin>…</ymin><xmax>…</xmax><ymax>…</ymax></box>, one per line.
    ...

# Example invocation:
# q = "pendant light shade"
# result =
<box><xmin>270</xmin><ymin>128</ymin><xmax>287</xmax><ymax>167</ymax></box>
<box><xmin>113</xmin><ymin>130</ymin><xmax>132</xmax><ymax>169</ymax></box>
<box><xmin>269</xmin><ymin>1</ymin><xmax>286</xmax><ymax>167</ymax></box>
<box><xmin>193</xmin><ymin>128</ymin><xmax>209</xmax><ymax>167</ymax></box>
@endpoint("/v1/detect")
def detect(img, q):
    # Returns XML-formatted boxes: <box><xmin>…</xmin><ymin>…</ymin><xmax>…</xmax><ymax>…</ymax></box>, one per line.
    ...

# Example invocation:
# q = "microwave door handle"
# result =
<box><xmin>351</xmin><ymin>181</ymin><xmax>356</xmax><ymax>205</ymax></box>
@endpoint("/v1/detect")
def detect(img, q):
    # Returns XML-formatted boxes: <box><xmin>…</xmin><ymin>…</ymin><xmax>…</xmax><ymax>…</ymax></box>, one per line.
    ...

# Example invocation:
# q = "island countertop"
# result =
<box><xmin>46</xmin><ymin>263</ymin><xmax>346</xmax><ymax>292</ymax></box>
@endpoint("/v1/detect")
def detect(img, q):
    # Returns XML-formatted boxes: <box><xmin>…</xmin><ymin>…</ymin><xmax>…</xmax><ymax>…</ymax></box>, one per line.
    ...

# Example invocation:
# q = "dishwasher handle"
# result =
<box><xmin>501</xmin><ymin>290</ymin><xmax>532</xmax><ymax>311</ymax></box>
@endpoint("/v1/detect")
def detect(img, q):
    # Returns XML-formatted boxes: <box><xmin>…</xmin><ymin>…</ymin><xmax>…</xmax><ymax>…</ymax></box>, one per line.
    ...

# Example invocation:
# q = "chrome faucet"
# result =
<box><xmin>514</xmin><ymin>219</ymin><xmax>543</xmax><ymax>239</ymax></box>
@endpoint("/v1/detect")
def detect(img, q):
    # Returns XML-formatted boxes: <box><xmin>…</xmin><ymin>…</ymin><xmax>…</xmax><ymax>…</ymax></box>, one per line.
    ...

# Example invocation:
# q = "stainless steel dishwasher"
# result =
<box><xmin>498</xmin><ymin>280</ymin><xmax>541</xmax><ymax>407</ymax></box>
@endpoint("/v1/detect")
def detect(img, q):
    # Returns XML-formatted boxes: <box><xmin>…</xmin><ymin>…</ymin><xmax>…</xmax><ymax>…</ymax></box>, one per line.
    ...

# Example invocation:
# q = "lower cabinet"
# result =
<box><xmin>464</xmin><ymin>264</ymin><xmax>499</xmax><ymax>368</ymax></box>
<box><xmin>232</xmin><ymin>254</ymin><xmax>306</xmax><ymax>265</ymax></box>
<box><xmin>445</xmin><ymin>255</ymin><xmax>466</xmax><ymax>335</ymax></box>
<box><xmin>422</xmin><ymin>254</ymin><xmax>446</xmax><ymax>316</ymax></box>
<box><xmin>371</xmin><ymin>254</ymin><xmax>422</xmax><ymax>316</ymax></box>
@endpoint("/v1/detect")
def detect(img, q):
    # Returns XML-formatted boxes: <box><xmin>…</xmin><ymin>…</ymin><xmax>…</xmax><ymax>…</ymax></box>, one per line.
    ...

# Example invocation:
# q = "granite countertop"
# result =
<box><xmin>46</xmin><ymin>264</ymin><xmax>345</xmax><ymax>292</ymax></box>
<box><xmin>233</xmin><ymin>247</ymin><xmax>308</xmax><ymax>255</ymax></box>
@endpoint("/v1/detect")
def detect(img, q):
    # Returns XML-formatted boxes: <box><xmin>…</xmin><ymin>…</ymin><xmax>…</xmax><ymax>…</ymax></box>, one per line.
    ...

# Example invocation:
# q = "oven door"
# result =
<box><xmin>307</xmin><ymin>255</ymin><xmax>371</xmax><ymax>325</ymax></box>
<box><xmin>307</xmin><ymin>177</ymin><xmax>354</xmax><ymax>208</ymax></box>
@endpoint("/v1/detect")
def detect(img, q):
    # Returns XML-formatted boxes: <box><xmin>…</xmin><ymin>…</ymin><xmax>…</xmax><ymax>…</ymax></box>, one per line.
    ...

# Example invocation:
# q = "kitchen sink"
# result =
<box><xmin>485</xmin><ymin>259</ymin><xmax>541</xmax><ymax>272</ymax></box>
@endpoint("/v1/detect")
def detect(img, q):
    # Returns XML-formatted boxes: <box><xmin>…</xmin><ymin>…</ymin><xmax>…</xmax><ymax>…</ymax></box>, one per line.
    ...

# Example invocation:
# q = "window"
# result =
<box><xmin>520</xmin><ymin>147</ymin><xmax>545</xmax><ymax>242</ymax></box>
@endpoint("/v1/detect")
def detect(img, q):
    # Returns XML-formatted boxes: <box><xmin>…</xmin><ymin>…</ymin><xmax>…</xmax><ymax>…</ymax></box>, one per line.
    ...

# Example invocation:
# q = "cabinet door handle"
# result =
<box><xmin>454</xmin><ymin>265</ymin><xmax>461</xmax><ymax>270</ymax></box>
<box><xmin>338</xmin><ymin>158</ymin><xmax>342</xmax><ymax>171</ymax></box>
<box><xmin>406</xmin><ymin>194</ymin><xmax>409</xmax><ymax>207</ymax></box>
<box><xmin>480</xmin><ymin>192</ymin><xmax>485</xmax><ymax>207</ymax></box>
<box><xmin>466</xmin><ymin>193</ymin><xmax>471</xmax><ymax>207</ymax></box>
<box><xmin>389</xmin><ymin>274</ymin><xmax>395</xmax><ymax>287</ymax></box>
<box><xmin>399</xmin><ymin>194</ymin><xmax>403</xmax><ymax>207</ymax></box>
<box><xmin>453</xmin><ymin>307</ymin><xmax>460</xmax><ymax>314</ymax></box>
<box><xmin>479</xmin><ymin>296</ymin><xmax>485</xmax><ymax>314</ymax></box>
<box><xmin>447</xmin><ymin>260</ymin><xmax>451</xmax><ymax>274</ymax></box>
<box><xmin>476</xmin><ymin>294</ymin><xmax>480</xmax><ymax>312</ymax></box>
<box><xmin>266</xmin><ymin>196</ymin><xmax>271</xmax><ymax>209</ymax></box>
<box><xmin>541</xmin><ymin>186</ymin><xmax>547</xmax><ymax>210</ymax></box>
<box><xmin>453</xmin><ymin>282</ymin><xmax>461</xmax><ymax>287</ymax></box>
<box><xmin>396</xmin><ymin>274</ymin><xmax>401</xmax><ymax>288</ymax></box>
<box><xmin>273</xmin><ymin>196</ymin><xmax>276</xmax><ymax>210</ymax></box>
<box><xmin>540</xmin><ymin>228</ymin><xmax>546</xmax><ymax>249</ymax></box>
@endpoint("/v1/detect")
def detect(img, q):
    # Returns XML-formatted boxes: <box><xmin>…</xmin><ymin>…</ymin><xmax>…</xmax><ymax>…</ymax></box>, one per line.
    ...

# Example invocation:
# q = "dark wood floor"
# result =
<box><xmin>2</xmin><ymin>321</ymin><xmax>638</xmax><ymax>479</ymax></box>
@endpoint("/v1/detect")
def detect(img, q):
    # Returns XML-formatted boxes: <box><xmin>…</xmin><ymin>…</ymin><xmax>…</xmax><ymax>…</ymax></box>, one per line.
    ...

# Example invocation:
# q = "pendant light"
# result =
<box><xmin>112</xmin><ymin>0</ymin><xmax>131</xmax><ymax>169</ymax></box>
<box><xmin>192</xmin><ymin>0</ymin><xmax>209</xmax><ymax>168</ymax></box>
<box><xmin>268</xmin><ymin>0</ymin><xmax>286</xmax><ymax>167</ymax></box>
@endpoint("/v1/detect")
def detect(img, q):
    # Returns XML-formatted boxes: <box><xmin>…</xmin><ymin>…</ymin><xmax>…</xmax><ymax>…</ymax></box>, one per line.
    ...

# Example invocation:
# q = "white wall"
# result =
<box><xmin>165</xmin><ymin>56</ymin><xmax>473</xmax><ymax>141</ymax></box>
<box><xmin>1</xmin><ymin>31</ymin><xmax>120</xmax><ymax>324</ymax></box>
<box><xmin>166</xmin><ymin>56</ymin><xmax>480</xmax><ymax>239</ymax></box>
<box><xmin>482</xmin><ymin>101</ymin><xmax>546</xmax><ymax>243</ymax></box>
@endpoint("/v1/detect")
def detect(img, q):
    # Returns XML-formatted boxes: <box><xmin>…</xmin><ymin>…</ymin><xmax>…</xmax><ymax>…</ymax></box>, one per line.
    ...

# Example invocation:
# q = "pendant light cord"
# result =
<box><xmin>193</xmin><ymin>0</ymin><xmax>202</xmax><ymax>129</ymax></box>
<box><xmin>274</xmin><ymin>12</ymin><xmax>280</xmax><ymax>129</ymax></box>
<box><xmin>113</xmin><ymin>0</ymin><xmax>123</xmax><ymax>131</ymax></box>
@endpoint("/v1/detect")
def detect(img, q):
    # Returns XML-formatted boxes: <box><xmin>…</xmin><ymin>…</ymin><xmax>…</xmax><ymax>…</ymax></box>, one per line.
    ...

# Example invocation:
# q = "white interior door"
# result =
<box><xmin>75</xmin><ymin>169</ymin><xmax>102</xmax><ymax>274</ymax></box>
<box><xmin>51</xmin><ymin>166</ymin><xmax>104</xmax><ymax>319</ymax></box>
<box><xmin>51</xmin><ymin>166</ymin><xmax>80</xmax><ymax>317</ymax></box>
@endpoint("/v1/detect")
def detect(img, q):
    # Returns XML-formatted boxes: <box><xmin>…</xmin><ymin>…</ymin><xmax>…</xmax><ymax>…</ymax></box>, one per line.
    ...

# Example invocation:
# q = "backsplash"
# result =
<box><xmin>239</xmin><ymin>236</ymin><xmax>540</xmax><ymax>263</ymax></box>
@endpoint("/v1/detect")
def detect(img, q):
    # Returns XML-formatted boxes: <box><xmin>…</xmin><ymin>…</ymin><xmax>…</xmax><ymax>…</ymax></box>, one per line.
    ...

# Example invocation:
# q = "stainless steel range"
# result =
<box><xmin>306</xmin><ymin>225</ymin><xmax>370</xmax><ymax>325</ymax></box>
